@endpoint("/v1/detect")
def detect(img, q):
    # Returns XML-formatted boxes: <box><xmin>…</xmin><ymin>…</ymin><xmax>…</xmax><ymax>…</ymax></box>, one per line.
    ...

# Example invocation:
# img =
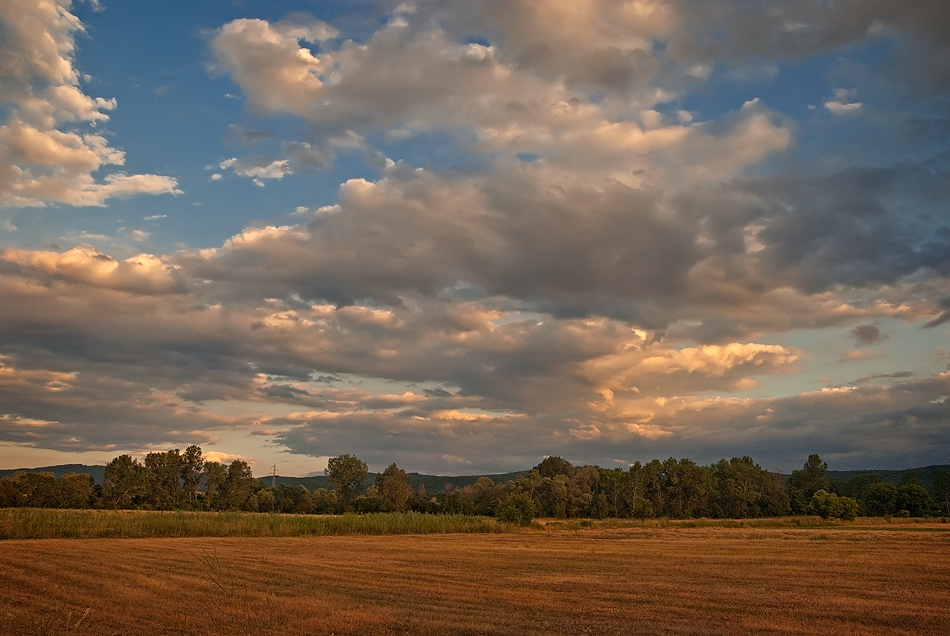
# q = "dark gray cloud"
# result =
<box><xmin>851</xmin><ymin>324</ymin><xmax>885</xmax><ymax>346</ymax></box>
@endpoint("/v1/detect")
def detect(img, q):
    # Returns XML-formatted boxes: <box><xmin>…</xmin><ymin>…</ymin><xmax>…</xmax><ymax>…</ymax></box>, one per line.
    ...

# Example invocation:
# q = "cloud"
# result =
<box><xmin>1</xmin><ymin>1</ymin><xmax>949</xmax><ymax>473</ymax></box>
<box><xmin>0</xmin><ymin>246</ymin><xmax>189</xmax><ymax>295</ymax></box>
<box><xmin>850</xmin><ymin>323</ymin><xmax>886</xmax><ymax>346</ymax></box>
<box><xmin>0</xmin><ymin>0</ymin><xmax>180</xmax><ymax>207</ymax></box>
<box><xmin>825</xmin><ymin>89</ymin><xmax>863</xmax><ymax>115</ymax></box>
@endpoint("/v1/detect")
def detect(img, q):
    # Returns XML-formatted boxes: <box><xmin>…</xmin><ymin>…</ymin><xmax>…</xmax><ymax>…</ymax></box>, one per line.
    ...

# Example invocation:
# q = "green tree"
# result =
<box><xmin>535</xmin><ymin>474</ymin><xmax>570</xmax><ymax>518</ymax></box>
<box><xmin>58</xmin><ymin>472</ymin><xmax>93</xmax><ymax>508</ymax></box>
<box><xmin>103</xmin><ymin>455</ymin><xmax>147</xmax><ymax>509</ymax></box>
<box><xmin>661</xmin><ymin>457</ymin><xmax>712</xmax><ymax>518</ymax></box>
<box><xmin>472</xmin><ymin>477</ymin><xmax>503</xmax><ymax>516</ymax></box>
<box><xmin>625</xmin><ymin>462</ymin><xmax>655</xmax><ymax>519</ymax></box>
<box><xmin>16</xmin><ymin>472</ymin><xmax>58</xmax><ymax>507</ymax></box>
<box><xmin>144</xmin><ymin>449</ymin><xmax>183</xmax><ymax>509</ymax></box>
<box><xmin>0</xmin><ymin>476</ymin><xmax>18</xmax><ymax>507</ymax></box>
<box><xmin>895</xmin><ymin>483</ymin><xmax>933</xmax><ymax>517</ymax></box>
<box><xmin>787</xmin><ymin>454</ymin><xmax>830</xmax><ymax>513</ymax></box>
<box><xmin>326</xmin><ymin>454</ymin><xmax>368</xmax><ymax>510</ymax></box>
<box><xmin>711</xmin><ymin>457</ymin><xmax>788</xmax><ymax>518</ymax></box>
<box><xmin>221</xmin><ymin>460</ymin><xmax>260</xmax><ymax>510</ymax></box>
<box><xmin>180</xmin><ymin>445</ymin><xmax>204</xmax><ymax>505</ymax></box>
<box><xmin>375</xmin><ymin>463</ymin><xmax>413</xmax><ymax>513</ymax></box>
<box><xmin>535</xmin><ymin>456</ymin><xmax>575</xmax><ymax>479</ymax></box>
<box><xmin>202</xmin><ymin>460</ymin><xmax>227</xmax><ymax>510</ymax></box>
<box><xmin>863</xmin><ymin>482</ymin><xmax>896</xmax><ymax>516</ymax></box>
<box><xmin>933</xmin><ymin>470</ymin><xmax>950</xmax><ymax>516</ymax></box>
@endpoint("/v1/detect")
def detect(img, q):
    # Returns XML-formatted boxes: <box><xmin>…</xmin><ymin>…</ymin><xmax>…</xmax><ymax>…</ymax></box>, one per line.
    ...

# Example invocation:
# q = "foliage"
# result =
<box><xmin>808</xmin><ymin>490</ymin><xmax>859</xmax><ymax>520</ymax></box>
<box><xmin>934</xmin><ymin>470</ymin><xmax>950</xmax><ymax>516</ymax></box>
<box><xmin>497</xmin><ymin>493</ymin><xmax>536</xmax><ymax>526</ymax></box>
<box><xmin>895</xmin><ymin>483</ymin><xmax>933</xmax><ymax>517</ymax></box>
<box><xmin>326</xmin><ymin>454</ymin><xmax>368</xmax><ymax>510</ymax></box>
<box><xmin>787</xmin><ymin>454</ymin><xmax>831</xmax><ymax>513</ymax></box>
<box><xmin>4</xmin><ymin>448</ymin><xmax>937</xmax><ymax>521</ymax></box>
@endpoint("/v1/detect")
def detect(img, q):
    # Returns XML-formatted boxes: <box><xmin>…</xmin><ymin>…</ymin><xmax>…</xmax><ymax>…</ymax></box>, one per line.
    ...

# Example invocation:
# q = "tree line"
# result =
<box><xmin>2</xmin><ymin>448</ymin><xmax>947</xmax><ymax>522</ymax></box>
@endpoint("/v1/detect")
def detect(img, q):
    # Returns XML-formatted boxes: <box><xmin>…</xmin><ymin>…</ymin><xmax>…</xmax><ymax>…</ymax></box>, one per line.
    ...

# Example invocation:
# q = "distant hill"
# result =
<box><xmin>828</xmin><ymin>465</ymin><xmax>950</xmax><ymax>494</ymax></box>
<box><xmin>0</xmin><ymin>464</ymin><xmax>106</xmax><ymax>484</ymax></box>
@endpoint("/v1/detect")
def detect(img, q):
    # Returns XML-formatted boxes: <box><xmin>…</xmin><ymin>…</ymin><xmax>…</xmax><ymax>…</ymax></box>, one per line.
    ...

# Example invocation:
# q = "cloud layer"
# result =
<box><xmin>0</xmin><ymin>0</ymin><xmax>948</xmax><ymax>473</ymax></box>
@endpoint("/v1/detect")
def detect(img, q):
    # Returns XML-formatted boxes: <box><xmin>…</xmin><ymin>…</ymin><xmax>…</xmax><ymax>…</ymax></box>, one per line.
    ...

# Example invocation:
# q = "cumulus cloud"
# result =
<box><xmin>0</xmin><ymin>246</ymin><xmax>189</xmax><ymax>294</ymax></box>
<box><xmin>0</xmin><ymin>0</ymin><xmax>179</xmax><ymax>207</ymax></box>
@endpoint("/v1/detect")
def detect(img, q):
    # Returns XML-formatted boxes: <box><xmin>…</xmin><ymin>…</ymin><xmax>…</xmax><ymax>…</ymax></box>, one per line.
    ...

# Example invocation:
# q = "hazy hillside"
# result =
<box><xmin>828</xmin><ymin>465</ymin><xmax>950</xmax><ymax>492</ymax></box>
<box><xmin>0</xmin><ymin>464</ymin><xmax>106</xmax><ymax>484</ymax></box>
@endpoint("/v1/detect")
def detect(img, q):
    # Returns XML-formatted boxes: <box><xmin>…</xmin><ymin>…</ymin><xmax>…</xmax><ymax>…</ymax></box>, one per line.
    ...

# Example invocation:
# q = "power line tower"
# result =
<box><xmin>271</xmin><ymin>463</ymin><xmax>277</xmax><ymax>489</ymax></box>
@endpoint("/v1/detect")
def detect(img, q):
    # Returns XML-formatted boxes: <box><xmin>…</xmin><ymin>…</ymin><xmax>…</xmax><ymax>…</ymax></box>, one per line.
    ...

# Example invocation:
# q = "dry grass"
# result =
<box><xmin>1</xmin><ymin>524</ymin><xmax>948</xmax><ymax>635</ymax></box>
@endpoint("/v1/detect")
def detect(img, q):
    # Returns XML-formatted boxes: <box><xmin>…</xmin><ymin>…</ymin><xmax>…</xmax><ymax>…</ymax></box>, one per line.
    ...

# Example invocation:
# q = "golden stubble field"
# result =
<box><xmin>1</xmin><ymin>525</ymin><xmax>948</xmax><ymax>635</ymax></box>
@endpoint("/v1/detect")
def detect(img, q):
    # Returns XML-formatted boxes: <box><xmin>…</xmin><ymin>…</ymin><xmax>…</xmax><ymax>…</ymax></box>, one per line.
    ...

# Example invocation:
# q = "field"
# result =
<box><xmin>1</xmin><ymin>517</ymin><xmax>948</xmax><ymax>635</ymax></box>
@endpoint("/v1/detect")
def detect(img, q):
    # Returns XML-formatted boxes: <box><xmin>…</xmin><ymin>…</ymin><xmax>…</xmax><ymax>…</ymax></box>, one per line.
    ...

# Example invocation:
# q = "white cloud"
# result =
<box><xmin>218</xmin><ymin>157</ymin><xmax>293</xmax><ymax>183</ymax></box>
<box><xmin>0</xmin><ymin>0</ymin><xmax>179</xmax><ymax>208</ymax></box>
<box><xmin>825</xmin><ymin>89</ymin><xmax>863</xmax><ymax>115</ymax></box>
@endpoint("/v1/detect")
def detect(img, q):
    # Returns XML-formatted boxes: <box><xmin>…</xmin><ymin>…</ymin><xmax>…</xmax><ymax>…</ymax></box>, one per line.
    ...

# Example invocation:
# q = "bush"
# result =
<box><xmin>808</xmin><ymin>490</ymin><xmax>859</xmax><ymax>520</ymax></box>
<box><xmin>497</xmin><ymin>493</ymin><xmax>536</xmax><ymax>526</ymax></box>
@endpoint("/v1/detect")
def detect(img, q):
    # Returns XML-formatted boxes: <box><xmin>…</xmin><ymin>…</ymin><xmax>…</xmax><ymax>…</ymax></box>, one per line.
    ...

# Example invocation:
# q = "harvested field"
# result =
<box><xmin>1</xmin><ymin>525</ymin><xmax>948</xmax><ymax>635</ymax></box>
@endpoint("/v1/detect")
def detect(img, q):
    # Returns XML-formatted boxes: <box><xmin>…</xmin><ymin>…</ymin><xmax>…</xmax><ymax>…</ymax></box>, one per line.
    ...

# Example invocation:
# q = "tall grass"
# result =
<box><xmin>1</xmin><ymin>509</ymin><xmax>938</xmax><ymax>540</ymax></box>
<box><xmin>0</xmin><ymin>509</ymin><xmax>503</xmax><ymax>540</ymax></box>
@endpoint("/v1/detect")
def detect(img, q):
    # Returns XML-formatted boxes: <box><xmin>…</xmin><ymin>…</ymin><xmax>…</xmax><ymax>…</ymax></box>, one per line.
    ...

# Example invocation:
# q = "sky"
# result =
<box><xmin>1</xmin><ymin>0</ymin><xmax>948</xmax><ymax>477</ymax></box>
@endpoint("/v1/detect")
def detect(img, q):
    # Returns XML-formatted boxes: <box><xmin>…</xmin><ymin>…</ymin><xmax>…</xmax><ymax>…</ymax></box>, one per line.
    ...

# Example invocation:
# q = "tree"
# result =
<box><xmin>661</xmin><ymin>457</ymin><xmax>711</xmax><ymax>518</ymax></box>
<box><xmin>221</xmin><ymin>460</ymin><xmax>260</xmax><ymax>510</ymax></box>
<box><xmin>103</xmin><ymin>455</ymin><xmax>147</xmax><ymax>509</ymax></box>
<box><xmin>711</xmin><ymin>457</ymin><xmax>787</xmax><ymax>518</ymax></box>
<box><xmin>375</xmin><ymin>463</ymin><xmax>413</xmax><ymax>513</ymax></box>
<box><xmin>180</xmin><ymin>445</ymin><xmax>204</xmax><ymax>505</ymax></box>
<box><xmin>863</xmin><ymin>482</ymin><xmax>896</xmax><ymax>516</ymax></box>
<box><xmin>202</xmin><ymin>461</ymin><xmax>227</xmax><ymax>510</ymax></box>
<box><xmin>787</xmin><ymin>454</ymin><xmax>830</xmax><ymax>513</ymax></box>
<box><xmin>895</xmin><ymin>483</ymin><xmax>933</xmax><ymax>517</ymax></box>
<box><xmin>59</xmin><ymin>472</ymin><xmax>93</xmax><ymax>509</ymax></box>
<box><xmin>144</xmin><ymin>449</ymin><xmax>183</xmax><ymax>509</ymax></box>
<box><xmin>535</xmin><ymin>474</ymin><xmax>570</xmax><ymax>518</ymax></box>
<box><xmin>326</xmin><ymin>454</ymin><xmax>368</xmax><ymax>510</ymax></box>
<box><xmin>16</xmin><ymin>472</ymin><xmax>58</xmax><ymax>507</ymax></box>
<box><xmin>933</xmin><ymin>470</ymin><xmax>950</xmax><ymax>516</ymax></box>
<box><xmin>535</xmin><ymin>456</ymin><xmax>575</xmax><ymax>479</ymax></box>
<box><xmin>625</xmin><ymin>462</ymin><xmax>655</xmax><ymax>519</ymax></box>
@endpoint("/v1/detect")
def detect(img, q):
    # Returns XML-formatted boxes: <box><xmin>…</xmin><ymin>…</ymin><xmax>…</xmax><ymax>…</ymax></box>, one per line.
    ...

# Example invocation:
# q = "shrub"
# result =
<box><xmin>807</xmin><ymin>490</ymin><xmax>859</xmax><ymax>520</ymax></box>
<box><xmin>497</xmin><ymin>493</ymin><xmax>536</xmax><ymax>526</ymax></box>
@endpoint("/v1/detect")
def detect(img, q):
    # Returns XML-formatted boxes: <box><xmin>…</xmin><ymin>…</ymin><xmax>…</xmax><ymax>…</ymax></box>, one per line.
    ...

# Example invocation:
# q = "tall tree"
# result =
<box><xmin>661</xmin><ymin>457</ymin><xmax>712</xmax><ymax>518</ymax></box>
<box><xmin>221</xmin><ymin>460</ymin><xmax>260</xmax><ymax>510</ymax></box>
<box><xmin>535</xmin><ymin>456</ymin><xmax>575</xmax><ymax>479</ymax></box>
<box><xmin>58</xmin><ymin>472</ymin><xmax>93</xmax><ymax>509</ymax></box>
<box><xmin>103</xmin><ymin>455</ymin><xmax>147</xmax><ymax>509</ymax></box>
<box><xmin>787</xmin><ymin>454</ymin><xmax>830</xmax><ymax>513</ymax></box>
<box><xmin>933</xmin><ymin>470</ymin><xmax>950</xmax><ymax>516</ymax></box>
<box><xmin>202</xmin><ymin>460</ymin><xmax>227</xmax><ymax>510</ymax></box>
<box><xmin>144</xmin><ymin>449</ymin><xmax>184</xmax><ymax>509</ymax></box>
<box><xmin>180</xmin><ymin>445</ymin><xmax>204</xmax><ymax>505</ymax></box>
<box><xmin>326</xmin><ymin>454</ymin><xmax>368</xmax><ymax>510</ymax></box>
<box><xmin>375</xmin><ymin>463</ymin><xmax>413</xmax><ymax>513</ymax></box>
